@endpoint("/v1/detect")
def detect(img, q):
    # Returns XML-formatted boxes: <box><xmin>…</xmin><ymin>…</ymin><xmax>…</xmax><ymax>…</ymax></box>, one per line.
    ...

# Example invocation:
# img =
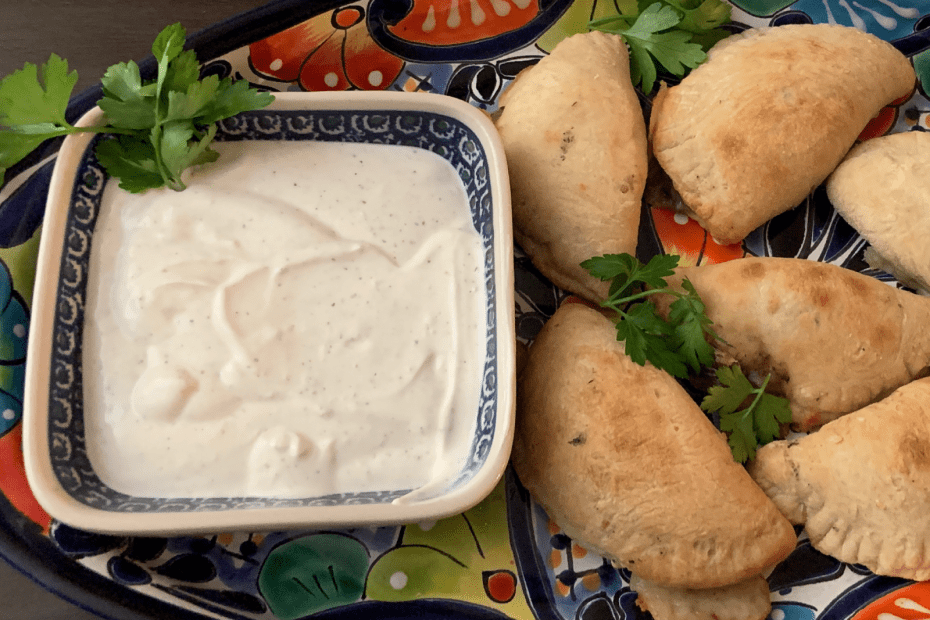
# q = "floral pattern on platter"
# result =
<box><xmin>2</xmin><ymin>1</ymin><xmax>930</xmax><ymax>619</ymax></box>
<box><xmin>732</xmin><ymin>0</ymin><xmax>924</xmax><ymax>41</ymax></box>
<box><xmin>248</xmin><ymin>5</ymin><xmax>406</xmax><ymax>92</ymax></box>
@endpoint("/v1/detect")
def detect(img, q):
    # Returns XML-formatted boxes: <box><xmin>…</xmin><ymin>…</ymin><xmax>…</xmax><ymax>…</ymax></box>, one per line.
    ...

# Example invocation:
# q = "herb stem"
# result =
<box><xmin>746</xmin><ymin>373</ymin><xmax>771</xmax><ymax>415</ymax></box>
<box><xmin>71</xmin><ymin>126</ymin><xmax>137</xmax><ymax>136</ymax></box>
<box><xmin>607</xmin><ymin>287</ymin><xmax>674</xmax><ymax>306</ymax></box>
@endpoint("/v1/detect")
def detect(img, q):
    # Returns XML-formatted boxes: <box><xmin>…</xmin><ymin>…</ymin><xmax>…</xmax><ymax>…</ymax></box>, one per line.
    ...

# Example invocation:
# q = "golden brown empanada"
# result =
<box><xmin>630</xmin><ymin>573</ymin><xmax>771</xmax><ymax>620</ymax></box>
<box><xmin>495</xmin><ymin>31</ymin><xmax>647</xmax><ymax>302</ymax></box>
<box><xmin>512</xmin><ymin>301</ymin><xmax>796</xmax><ymax>589</ymax></box>
<box><xmin>827</xmin><ymin>131</ymin><xmax>930</xmax><ymax>292</ymax></box>
<box><xmin>650</xmin><ymin>24</ymin><xmax>915</xmax><ymax>245</ymax></box>
<box><xmin>659</xmin><ymin>257</ymin><xmax>930</xmax><ymax>430</ymax></box>
<box><xmin>748</xmin><ymin>377</ymin><xmax>930</xmax><ymax>580</ymax></box>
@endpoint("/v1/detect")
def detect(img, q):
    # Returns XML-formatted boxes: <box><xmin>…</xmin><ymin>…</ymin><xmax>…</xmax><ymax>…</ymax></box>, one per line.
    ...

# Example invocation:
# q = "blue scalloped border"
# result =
<box><xmin>46</xmin><ymin>108</ymin><xmax>499</xmax><ymax>512</ymax></box>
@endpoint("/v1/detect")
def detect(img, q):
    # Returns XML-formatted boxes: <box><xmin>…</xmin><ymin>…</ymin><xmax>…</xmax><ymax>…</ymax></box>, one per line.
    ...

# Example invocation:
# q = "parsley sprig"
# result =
<box><xmin>581</xmin><ymin>253</ymin><xmax>721</xmax><ymax>379</ymax></box>
<box><xmin>589</xmin><ymin>0</ymin><xmax>732</xmax><ymax>94</ymax></box>
<box><xmin>701</xmin><ymin>365</ymin><xmax>793</xmax><ymax>463</ymax></box>
<box><xmin>0</xmin><ymin>23</ymin><xmax>275</xmax><ymax>192</ymax></box>
<box><xmin>583</xmin><ymin>253</ymin><xmax>792</xmax><ymax>462</ymax></box>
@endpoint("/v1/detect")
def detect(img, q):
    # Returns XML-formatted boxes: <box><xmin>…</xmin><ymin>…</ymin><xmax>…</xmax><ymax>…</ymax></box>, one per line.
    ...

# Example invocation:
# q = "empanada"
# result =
<box><xmin>512</xmin><ymin>302</ymin><xmax>796</xmax><ymax>589</ymax></box>
<box><xmin>748</xmin><ymin>377</ymin><xmax>930</xmax><ymax>580</ymax></box>
<box><xmin>495</xmin><ymin>31</ymin><xmax>647</xmax><ymax>302</ymax></box>
<box><xmin>827</xmin><ymin>131</ymin><xmax>930</xmax><ymax>292</ymax></box>
<box><xmin>630</xmin><ymin>573</ymin><xmax>771</xmax><ymax>620</ymax></box>
<box><xmin>650</xmin><ymin>24</ymin><xmax>915</xmax><ymax>245</ymax></box>
<box><xmin>658</xmin><ymin>258</ymin><xmax>930</xmax><ymax>430</ymax></box>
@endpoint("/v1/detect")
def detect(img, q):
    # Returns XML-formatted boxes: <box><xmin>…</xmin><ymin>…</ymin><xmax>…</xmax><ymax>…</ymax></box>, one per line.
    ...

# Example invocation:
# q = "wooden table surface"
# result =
<box><xmin>0</xmin><ymin>2</ymin><xmax>272</xmax><ymax>617</ymax></box>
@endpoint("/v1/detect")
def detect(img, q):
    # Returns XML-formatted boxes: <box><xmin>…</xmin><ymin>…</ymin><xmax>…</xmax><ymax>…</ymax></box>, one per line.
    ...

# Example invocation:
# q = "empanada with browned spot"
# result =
<box><xmin>630</xmin><ymin>573</ymin><xmax>771</xmax><ymax>620</ymax></box>
<box><xmin>748</xmin><ymin>377</ymin><xmax>930</xmax><ymax>580</ymax></box>
<box><xmin>657</xmin><ymin>258</ymin><xmax>930</xmax><ymax>430</ymax></box>
<box><xmin>512</xmin><ymin>301</ymin><xmax>796</xmax><ymax>589</ymax></box>
<box><xmin>495</xmin><ymin>31</ymin><xmax>647</xmax><ymax>302</ymax></box>
<box><xmin>650</xmin><ymin>24</ymin><xmax>915</xmax><ymax>245</ymax></box>
<box><xmin>827</xmin><ymin>131</ymin><xmax>930</xmax><ymax>293</ymax></box>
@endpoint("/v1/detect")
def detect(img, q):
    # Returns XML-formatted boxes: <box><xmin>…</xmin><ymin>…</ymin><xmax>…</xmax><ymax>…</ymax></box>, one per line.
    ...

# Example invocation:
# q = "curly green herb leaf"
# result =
<box><xmin>0</xmin><ymin>22</ymin><xmax>274</xmax><ymax>192</ymax></box>
<box><xmin>701</xmin><ymin>365</ymin><xmax>793</xmax><ymax>463</ymax></box>
<box><xmin>582</xmin><ymin>252</ymin><xmax>720</xmax><ymax>378</ymax></box>
<box><xmin>588</xmin><ymin>0</ymin><xmax>731</xmax><ymax>93</ymax></box>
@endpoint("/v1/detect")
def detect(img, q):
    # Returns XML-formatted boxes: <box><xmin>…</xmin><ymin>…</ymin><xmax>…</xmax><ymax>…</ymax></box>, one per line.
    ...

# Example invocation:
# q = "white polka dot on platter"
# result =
<box><xmin>13</xmin><ymin>324</ymin><xmax>25</xmax><ymax>338</ymax></box>
<box><xmin>324</xmin><ymin>72</ymin><xmax>339</xmax><ymax>88</ymax></box>
<box><xmin>673</xmin><ymin>212</ymin><xmax>689</xmax><ymax>226</ymax></box>
<box><xmin>389</xmin><ymin>571</ymin><xmax>408</xmax><ymax>590</ymax></box>
<box><xmin>368</xmin><ymin>71</ymin><xmax>383</xmax><ymax>87</ymax></box>
<box><xmin>269</xmin><ymin>59</ymin><xmax>284</xmax><ymax>71</ymax></box>
<box><xmin>2</xmin><ymin>409</ymin><xmax>15</xmax><ymax>421</ymax></box>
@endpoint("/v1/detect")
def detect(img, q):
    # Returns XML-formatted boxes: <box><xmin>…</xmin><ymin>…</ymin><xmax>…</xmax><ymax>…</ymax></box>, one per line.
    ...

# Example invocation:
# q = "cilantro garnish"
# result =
<box><xmin>0</xmin><ymin>23</ymin><xmax>274</xmax><ymax>192</ymax></box>
<box><xmin>701</xmin><ymin>365</ymin><xmax>793</xmax><ymax>463</ymax></box>
<box><xmin>581</xmin><ymin>252</ymin><xmax>721</xmax><ymax>379</ymax></box>
<box><xmin>589</xmin><ymin>0</ymin><xmax>732</xmax><ymax>94</ymax></box>
<box><xmin>583</xmin><ymin>253</ymin><xmax>793</xmax><ymax>462</ymax></box>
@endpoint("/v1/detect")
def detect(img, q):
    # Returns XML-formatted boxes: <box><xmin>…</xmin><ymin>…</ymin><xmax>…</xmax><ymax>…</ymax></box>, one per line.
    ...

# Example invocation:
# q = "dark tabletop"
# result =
<box><xmin>0</xmin><ymin>2</ymin><xmax>270</xmax><ymax>617</ymax></box>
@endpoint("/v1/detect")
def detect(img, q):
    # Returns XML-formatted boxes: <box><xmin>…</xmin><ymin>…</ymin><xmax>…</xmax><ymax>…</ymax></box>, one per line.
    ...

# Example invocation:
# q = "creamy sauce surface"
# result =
<box><xmin>83</xmin><ymin>141</ymin><xmax>486</xmax><ymax>499</ymax></box>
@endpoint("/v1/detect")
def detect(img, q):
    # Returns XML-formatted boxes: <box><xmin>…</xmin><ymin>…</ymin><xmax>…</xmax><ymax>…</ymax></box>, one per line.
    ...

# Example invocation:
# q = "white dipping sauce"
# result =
<box><xmin>82</xmin><ymin>140</ymin><xmax>487</xmax><ymax>499</ymax></box>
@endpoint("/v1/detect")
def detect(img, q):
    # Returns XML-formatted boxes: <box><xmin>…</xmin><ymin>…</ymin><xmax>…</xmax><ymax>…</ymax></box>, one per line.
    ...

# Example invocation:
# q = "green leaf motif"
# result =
<box><xmin>258</xmin><ymin>534</ymin><xmax>369</xmax><ymax>620</ymax></box>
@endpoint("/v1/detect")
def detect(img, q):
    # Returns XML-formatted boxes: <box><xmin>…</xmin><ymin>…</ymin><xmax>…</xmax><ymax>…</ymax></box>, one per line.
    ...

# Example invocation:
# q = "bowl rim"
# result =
<box><xmin>22</xmin><ymin>90</ymin><xmax>516</xmax><ymax>535</ymax></box>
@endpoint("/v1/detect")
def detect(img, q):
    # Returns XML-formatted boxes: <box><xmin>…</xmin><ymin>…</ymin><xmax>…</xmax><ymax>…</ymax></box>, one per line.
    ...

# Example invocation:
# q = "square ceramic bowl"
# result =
<box><xmin>23</xmin><ymin>91</ymin><xmax>515</xmax><ymax>535</ymax></box>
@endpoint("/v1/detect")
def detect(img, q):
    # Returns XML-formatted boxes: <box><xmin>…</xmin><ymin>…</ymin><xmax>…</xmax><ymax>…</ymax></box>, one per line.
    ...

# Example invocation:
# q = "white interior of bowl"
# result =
<box><xmin>22</xmin><ymin>91</ymin><xmax>515</xmax><ymax>535</ymax></box>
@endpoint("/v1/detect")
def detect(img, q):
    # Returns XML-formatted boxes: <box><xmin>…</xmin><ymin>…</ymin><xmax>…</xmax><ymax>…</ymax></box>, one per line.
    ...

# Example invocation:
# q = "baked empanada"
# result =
<box><xmin>650</xmin><ymin>24</ymin><xmax>915</xmax><ymax>245</ymax></box>
<box><xmin>827</xmin><ymin>131</ymin><xmax>930</xmax><ymax>292</ymax></box>
<box><xmin>659</xmin><ymin>258</ymin><xmax>930</xmax><ymax>430</ymax></box>
<box><xmin>512</xmin><ymin>302</ymin><xmax>796</xmax><ymax>589</ymax></box>
<box><xmin>495</xmin><ymin>31</ymin><xmax>647</xmax><ymax>302</ymax></box>
<box><xmin>748</xmin><ymin>377</ymin><xmax>930</xmax><ymax>580</ymax></box>
<box><xmin>630</xmin><ymin>573</ymin><xmax>771</xmax><ymax>620</ymax></box>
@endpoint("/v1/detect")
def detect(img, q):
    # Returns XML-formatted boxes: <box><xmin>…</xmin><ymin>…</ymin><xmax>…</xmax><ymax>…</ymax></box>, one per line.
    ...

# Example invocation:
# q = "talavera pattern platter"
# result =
<box><xmin>1</xmin><ymin>0</ymin><xmax>930</xmax><ymax>618</ymax></box>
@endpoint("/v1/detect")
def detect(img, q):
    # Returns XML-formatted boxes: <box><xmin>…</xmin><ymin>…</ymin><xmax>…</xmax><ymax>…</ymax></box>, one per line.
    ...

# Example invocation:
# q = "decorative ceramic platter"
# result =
<box><xmin>1</xmin><ymin>0</ymin><xmax>930</xmax><ymax>618</ymax></box>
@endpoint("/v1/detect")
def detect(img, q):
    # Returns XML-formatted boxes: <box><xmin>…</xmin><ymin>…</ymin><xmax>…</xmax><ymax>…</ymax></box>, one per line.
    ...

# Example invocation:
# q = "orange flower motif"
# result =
<box><xmin>851</xmin><ymin>582</ymin><xmax>930</xmax><ymax>620</ymax></box>
<box><xmin>858</xmin><ymin>90</ymin><xmax>914</xmax><ymax>141</ymax></box>
<box><xmin>0</xmin><ymin>426</ymin><xmax>51</xmax><ymax>532</ymax></box>
<box><xmin>650</xmin><ymin>207</ymin><xmax>745</xmax><ymax>266</ymax></box>
<box><xmin>249</xmin><ymin>6</ymin><xmax>404</xmax><ymax>92</ymax></box>
<box><xmin>385</xmin><ymin>0</ymin><xmax>541</xmax><ymax>46</ymax></box>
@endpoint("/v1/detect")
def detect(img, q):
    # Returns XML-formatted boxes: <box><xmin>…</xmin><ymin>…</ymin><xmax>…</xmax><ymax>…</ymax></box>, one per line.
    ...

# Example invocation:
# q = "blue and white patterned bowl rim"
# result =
<box><xmin>46</xmin><ymin>107</ymin><xmax>500</xmax><ymax>512</ymax></box>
